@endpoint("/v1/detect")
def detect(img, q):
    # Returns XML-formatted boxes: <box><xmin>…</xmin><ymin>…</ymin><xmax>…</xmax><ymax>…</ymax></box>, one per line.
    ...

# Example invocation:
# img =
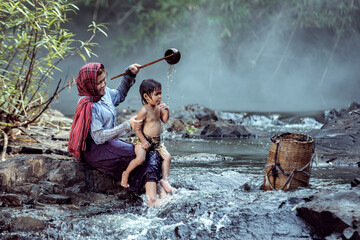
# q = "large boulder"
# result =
<box><xmin>297</xmin><ymin>187</ymin><xmax>360</xmax><ymax>239</ymax></box>
<box><xmin>310</xmin><ymin>102</ymin><xmax>360</xmax><ymax>166</ymax></box>
<box><xmin>0</xmin><ymin>155</ymin><xmax>123</xmax><ymax>206</ymax></box>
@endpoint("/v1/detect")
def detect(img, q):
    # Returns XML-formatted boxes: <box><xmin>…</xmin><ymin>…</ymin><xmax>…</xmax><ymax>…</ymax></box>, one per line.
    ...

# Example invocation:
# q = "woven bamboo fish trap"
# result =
<box><xmin>264</xmin><ymin>132</ymin><xmax>314</xmax><ymax>191</ymax></box>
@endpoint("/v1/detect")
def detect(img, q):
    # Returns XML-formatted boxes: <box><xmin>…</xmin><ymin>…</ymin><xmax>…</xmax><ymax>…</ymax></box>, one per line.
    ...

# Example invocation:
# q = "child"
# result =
<box><xmin>121</xmin><ymin>79</ymin><xmax>173</xmax><ymax>194</ymax></box>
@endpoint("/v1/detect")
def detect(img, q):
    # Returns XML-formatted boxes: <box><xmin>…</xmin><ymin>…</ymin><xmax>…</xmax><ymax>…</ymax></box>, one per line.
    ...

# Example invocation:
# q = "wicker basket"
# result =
<box><xmin>264</xmin><ymin>132</ymin><xmax>314</xmax><ymax>191</ymax></box>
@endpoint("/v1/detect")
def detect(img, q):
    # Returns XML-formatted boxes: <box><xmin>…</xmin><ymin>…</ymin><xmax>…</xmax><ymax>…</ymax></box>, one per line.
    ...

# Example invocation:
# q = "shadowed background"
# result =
<box><xmin>52</xmin><ymin>0</ymin><xmax>360</xmax><ymax>115</ymax></box>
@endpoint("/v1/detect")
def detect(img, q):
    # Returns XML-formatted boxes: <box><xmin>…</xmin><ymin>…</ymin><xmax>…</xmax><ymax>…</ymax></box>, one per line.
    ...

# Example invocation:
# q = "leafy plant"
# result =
<box><xmin>185</xmin><ymin>124</ymin><xmax>199</xmax><ymax>135</ymax></box>
<box><xmin>0</xmin><ymin>0</ymin><xmax>107</xmax><ymax>161</ymax></box>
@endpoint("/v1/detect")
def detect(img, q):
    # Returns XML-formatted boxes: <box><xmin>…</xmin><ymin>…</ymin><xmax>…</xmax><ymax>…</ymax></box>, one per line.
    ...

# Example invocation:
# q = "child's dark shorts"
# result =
<box><xmin>132</xmin><ymin>135</ymin><xmax>165</xmax><ymax>151</ymax></box>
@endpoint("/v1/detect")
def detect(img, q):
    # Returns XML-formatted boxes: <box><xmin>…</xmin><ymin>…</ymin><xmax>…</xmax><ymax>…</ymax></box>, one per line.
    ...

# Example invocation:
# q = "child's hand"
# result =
<box><xmin>141</xmin><ymin>140</ymin><xmax>151</xmax><ymax>150</ymax></box>
<box><xmin>158</xmin><ymin>102</ymin><xmax>169</xmax><ymax>112</ymax></box>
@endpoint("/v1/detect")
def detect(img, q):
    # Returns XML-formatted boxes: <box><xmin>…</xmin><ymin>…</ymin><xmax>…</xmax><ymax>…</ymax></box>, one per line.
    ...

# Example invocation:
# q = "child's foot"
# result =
<box><xmin>159</xmin><ymin>185</ymin><xmax>167</xmax><ymax>199</ymax></box>
<box><xmin>147</xmin><ymin>197</ymin><xmax>162</xmax><ymax>207</ymax></box>
<box><xmin>121</xmin><ymin>171</ymin><xmax>130</xmax><ymax>188</ymax></box>
<box><xmin>160</xmin><ymin>179</ymin><xmax>173</xmax><ymax>193</ymax></box>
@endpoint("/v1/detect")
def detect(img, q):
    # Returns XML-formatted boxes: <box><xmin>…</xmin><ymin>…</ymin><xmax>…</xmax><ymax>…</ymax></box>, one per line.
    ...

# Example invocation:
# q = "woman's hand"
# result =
<box><xmin>141</xmin><ymin>140</ymin><xmax>151</xmax><ymax>150</ymax></box>
<box><xmin>129</xmin><ymin>115</ymin><xmax>143</xmax><ymax>131</ymax></box>
<box><xmin>128</xmin><ymin>63</ymin><xmax>142</xmax><ymax>75</ymax></box>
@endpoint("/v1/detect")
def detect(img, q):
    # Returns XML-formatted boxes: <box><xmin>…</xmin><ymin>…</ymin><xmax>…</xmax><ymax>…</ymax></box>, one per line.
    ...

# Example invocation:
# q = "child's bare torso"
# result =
<box><xmin>142</xmin><ymin>105</ymin><xmax>162</xmax><ymax>137</ymax></box>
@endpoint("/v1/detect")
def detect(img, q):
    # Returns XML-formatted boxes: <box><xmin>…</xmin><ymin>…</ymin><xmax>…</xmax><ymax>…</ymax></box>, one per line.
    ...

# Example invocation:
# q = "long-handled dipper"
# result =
<box><xmin>110</xmin><ymin>48</ymin><xmax>181</xmax><ymax>80</ymax></box>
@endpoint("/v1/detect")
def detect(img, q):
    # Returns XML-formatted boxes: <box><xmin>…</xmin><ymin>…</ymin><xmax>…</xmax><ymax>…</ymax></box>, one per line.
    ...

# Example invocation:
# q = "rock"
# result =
<box><xmin>199</xmin><ymin>121</ymin><xmax>251</xmax><ymax>138</ymax></box>
<box><xmin>174</xmin><ymin>225</ymin><xmax>192</xmax><ymax>239</ymax></box>
<box><xmin>168</xmin><ymin>104</ymin><xmax>252</xmax><ymax>138</ymax></box>
<box><xmin>0</xmin><ymin>212</ymin><xmax>9</xmax><ymax>232</ymax></box>
<box><xmin>172</xmin><ymin>104</ymin><xmax>218</xmax><ymax>123</ymax></box>
<box><xmin>243</xmin><ymin>183</ymin><xmax>251</xmax><ymax>191</ymax></box>
<box><xmin>184</xmin><ymin>171</ymin><xmax>251</xmax><ymax>192</ymax></box>
<box><xmin>166</xmin><ymin>119</ymin><xmax>186</xmax><ymax>133</ymax></box>
<box><xmin>351</xmin><ymin>178</ymin><xmax>360</xmax><ymax>187</ymax></box>
<box><xmin>10</xmin><ymin>216</ymin><xmax>46</xmax><ymax>232</ymax></box>
<box><xmin>0</xmin><ymin>194</ymin><xmax>24</xmax><ymax>207</ymax></box>
<box><xmin>324</xmin><ymin>102</ymin><xmax>360</xmax><ymax>123</ymax></box>
<box><xmin>0</xmin><ymin>155</ymin><xmax>124</xmax><ymax>205</ymax></box>
<box><xmin>40</xmin><ymin>108</ymin><xmax>73</xmax><ymax>128</ymax></box>
<box><xmin>349</xmin><ymin>102</ymin><xmax>360</xmax><ymax>111</ymax></box>
<box><xmin>297</xmin><ymin>188</ymin><xmax>360</xmax><ymax>238</ymax></box>
<box><xmin>174</xmin><ymin>153</ymin><xmax>226</xmax><ymax>163</ymax></box>
<box><xmin>2</xmin><ymin>126</ymin><xmax>72</xmax><ymax>158</ymax></box>
<box><xmin>310</xmin><ymin>103</ymin><xmax>360</xmax><ymax>166</ymax></box>
<box><xmin>38</xmin><ymin>194</ymin><xmax>71</xmax><ymax>204</ymax></box>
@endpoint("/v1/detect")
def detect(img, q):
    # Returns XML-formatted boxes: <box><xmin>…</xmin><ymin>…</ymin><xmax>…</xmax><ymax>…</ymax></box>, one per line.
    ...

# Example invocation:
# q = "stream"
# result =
<box><xmin>3</xmin><ymin>114</ymin><xmax>360</xmax><ymax>239</ymax></box>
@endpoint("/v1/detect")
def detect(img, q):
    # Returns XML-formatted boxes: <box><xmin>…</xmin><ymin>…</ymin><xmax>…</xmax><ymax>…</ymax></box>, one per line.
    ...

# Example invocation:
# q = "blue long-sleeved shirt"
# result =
<box><xmin>80</xmin><ymin>73</ymin><xmax>136</xmax><ymax>144</ymax></box>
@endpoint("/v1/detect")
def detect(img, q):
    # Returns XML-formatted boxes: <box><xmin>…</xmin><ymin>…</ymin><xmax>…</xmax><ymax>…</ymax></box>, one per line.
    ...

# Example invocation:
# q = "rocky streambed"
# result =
<box><xmin>0</xmin><ymin>104</ymin><xmax>359</xmax><ymax>239</ymax></box>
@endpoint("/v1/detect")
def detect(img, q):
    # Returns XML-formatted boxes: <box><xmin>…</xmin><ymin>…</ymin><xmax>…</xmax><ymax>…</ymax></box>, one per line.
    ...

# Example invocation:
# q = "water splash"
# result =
<box><xmin>166</xmin><ymin>64</ymin><xmax>175</xmax><ymax>108</ymax></box>
<box><xmin>162</xmin><ymin>65</ymin><xmax>176</xmax><ymax>144</ymax></box>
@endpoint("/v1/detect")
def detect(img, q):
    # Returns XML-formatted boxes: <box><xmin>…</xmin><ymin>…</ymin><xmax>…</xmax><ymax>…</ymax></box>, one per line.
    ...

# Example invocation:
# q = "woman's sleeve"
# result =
<box><xmin>90</xmin><ymin>121</ymin><xmax>132</xmax><ymax>145</ymax></box>
<box><xmin>110</xmin><ymin>69</ymin><xmax>136</xmax><ymax>106</ymax></box>
<box><xmin>90</xmin><ymin>108</ymin><xmax>132</xmax><ymax>144</ymax></box>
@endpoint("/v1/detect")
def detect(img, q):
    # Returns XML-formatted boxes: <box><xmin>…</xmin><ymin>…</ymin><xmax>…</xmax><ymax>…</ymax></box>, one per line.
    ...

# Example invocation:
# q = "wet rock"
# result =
<box><xmin>10</xmin><ymin>216</ymin><xmax>46</xmax><ymax>232</ymax></box>
<box><xmin>173</xmin><ymin>104</ymin><xmax>218</xmax><ymax>123</ymax></box>
<box><xmin>351</xmin><ymin>178</ymin><xmax>360</xmax><ymax>187</ymax></box>
<box><xmin>38</xmin><ymin>194</ymin><xmax>71</xmax><ymax>204</ymax></box>
<box><xmin>310</xmin><ymin>103</ymin><xmax>360</xmax><ymax>166</ymax></box>
<box><xmin>0</xmin><ymin>154</ymin><xmax>123</xmax><ymax>205</ymax></box>
<box><xmin>168</xmin><ymin>104</ymin><xmax>252</xmax><ymax>138</ymax></box>
<box><xmin>185</xmin><ymin>171</ymin><xmax>251</xmax><ymax>192</ymax></box>
<box><xmin>0</xmin><ymin>212</ymin><xmax>9</xmax><ymax>232</ymax></box>
<box><xmin>158</xmin><ymin>190</ymin><xmax>313</xmax><ymax>240</ymax></box>
<box><xmin>166</xmin><ymin>119</ymin><xmax>186</xmax><ymax>133</ymax></box>
<box><xmin>174</xmin><ymin>225</ymin><xmax>193</xmax><ymax>239</ymax></box>
<box><xmin>243</xmin><ymin>183</ymin><xmax>251</xmax><ymax>191</ymax></box>
<box><xmin>0</xmin><ymin>194</ymin><xmax>23</xmax><ymax>207</ymax></box>
<box><xmin>324</xmin><ymin>102</ymin><xmax>360</xmax><ymax>123</ymax></box>
<box><xmin>174</xmin><ymin>153</ymin><xmax>226</xmax><ymax>163</ymax></box>
<box><xmin>200</xmin><ymin>121</ymin><xmax>250</xmax><ymax>138</ymax></box>
<box><xmin>297</xmin><ymin>188</ymin><xmax>360</xmax><ymax>238</ymax></box>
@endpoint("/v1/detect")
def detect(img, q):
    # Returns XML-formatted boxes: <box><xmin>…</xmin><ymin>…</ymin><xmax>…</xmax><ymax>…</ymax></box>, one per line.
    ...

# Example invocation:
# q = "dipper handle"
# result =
<box><xmin>110</xmin><ymin>53</ymin><xmax>175</xmax><ymax>80</ymax></box>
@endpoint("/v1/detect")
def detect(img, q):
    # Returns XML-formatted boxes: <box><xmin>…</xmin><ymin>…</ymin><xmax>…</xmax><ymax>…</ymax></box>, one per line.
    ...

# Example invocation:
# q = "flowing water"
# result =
<box><xmin>166</xmin><ymin>65</ymin><xmax>175</xmax><ymax>109</ymax></box>
<box><xmin>10</xmin><ymin>112</ymin><xmax>357</xmax><ymax>239</ymax></box>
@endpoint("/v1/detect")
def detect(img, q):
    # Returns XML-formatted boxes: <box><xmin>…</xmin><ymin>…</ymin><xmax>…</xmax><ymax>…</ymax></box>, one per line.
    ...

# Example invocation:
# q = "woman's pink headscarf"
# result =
<box><xmin>68</xmin><ymin>62</ymin><xmax>104</xmax><ymax>162</ymax></box>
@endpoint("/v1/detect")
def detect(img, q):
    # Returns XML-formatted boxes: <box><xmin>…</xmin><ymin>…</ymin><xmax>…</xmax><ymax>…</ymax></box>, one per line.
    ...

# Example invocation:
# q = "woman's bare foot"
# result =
<box><xmin>160</xmin><ymin>179</ymin><xmax>173</xmax><ymax>193</ymax></box>
<box><xmin>121</xmin><ymin>171</ymin><xmax>130</xmax><ymax>188</ymax></box>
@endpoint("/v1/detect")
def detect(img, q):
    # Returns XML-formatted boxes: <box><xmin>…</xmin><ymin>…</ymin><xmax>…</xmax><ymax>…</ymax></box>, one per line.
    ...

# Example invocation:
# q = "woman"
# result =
<box><xmin>68</xmin><ymin>62</ymin><xmax>162</xmax><ymax>206</ymax></box>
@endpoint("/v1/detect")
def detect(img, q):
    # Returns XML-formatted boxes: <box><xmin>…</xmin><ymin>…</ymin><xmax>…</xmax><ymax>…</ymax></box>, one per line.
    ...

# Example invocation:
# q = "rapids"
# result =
<box><xmin>4</xmin><ymin>113</ymin><xmax>359</xmax><ymax>239</ymax></box>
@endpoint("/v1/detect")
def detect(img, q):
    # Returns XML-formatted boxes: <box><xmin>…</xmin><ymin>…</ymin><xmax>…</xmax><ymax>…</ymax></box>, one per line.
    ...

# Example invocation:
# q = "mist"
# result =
<box><xmin>52</xmin><ymin>5</ymin><xmax>360</xmax><ymax>116</ymax></box>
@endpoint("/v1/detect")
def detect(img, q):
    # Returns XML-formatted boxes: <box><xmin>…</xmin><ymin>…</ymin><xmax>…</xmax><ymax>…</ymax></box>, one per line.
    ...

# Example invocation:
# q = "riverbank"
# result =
<box><xmin>0</xmin><ymin>103</ymin><xmax>359</xmax><ymax>239</ymax></box>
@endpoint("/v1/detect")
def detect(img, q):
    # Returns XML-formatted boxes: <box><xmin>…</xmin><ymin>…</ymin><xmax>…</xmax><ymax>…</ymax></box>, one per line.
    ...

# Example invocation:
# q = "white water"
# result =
<box><xmin>4</xmin><ymin>116</ymin><xmax>359</xmax><ymax>239</ymax></box>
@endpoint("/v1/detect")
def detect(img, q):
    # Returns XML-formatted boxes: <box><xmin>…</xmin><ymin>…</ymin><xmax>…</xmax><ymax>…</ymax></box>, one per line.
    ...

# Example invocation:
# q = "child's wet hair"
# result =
<box><xmin>139</xmin><ymin>79</ymin><xmax>162</xmax><ymax>104</ymax></box>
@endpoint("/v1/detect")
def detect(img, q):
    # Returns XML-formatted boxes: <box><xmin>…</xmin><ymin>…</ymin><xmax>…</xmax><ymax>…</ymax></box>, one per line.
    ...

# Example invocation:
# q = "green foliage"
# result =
<box><xmin>0</xmin><ymin>0</ymin><xmax>107</xmax><ymax>132</ymax></box>
<box><xmin>185</xmin><ymin>124</ymin><xmax>199</xmax><ymax>135</ymax></box>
